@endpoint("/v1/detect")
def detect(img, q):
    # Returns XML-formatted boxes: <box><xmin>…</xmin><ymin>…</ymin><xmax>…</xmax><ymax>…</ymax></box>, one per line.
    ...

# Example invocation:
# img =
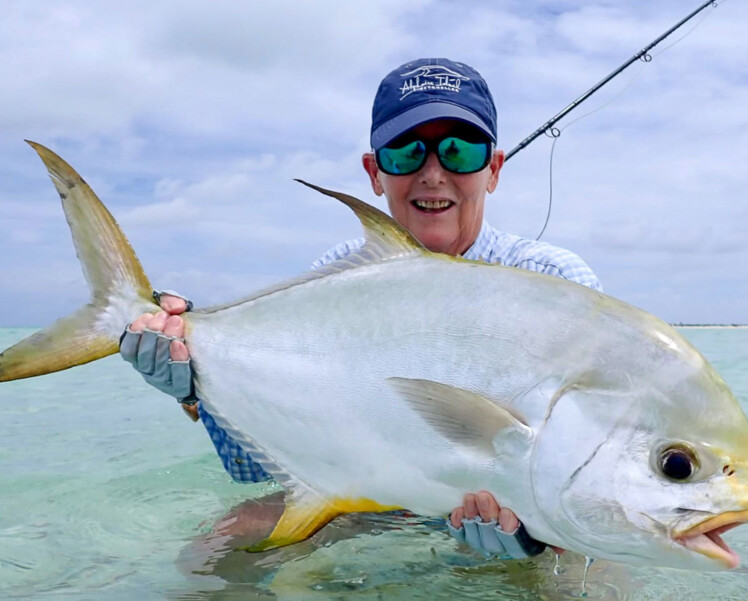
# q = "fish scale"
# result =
<box><xmin>3</xmin><ymin>142</ymin><xmax>748</xmax><ymax>570</ymax></box>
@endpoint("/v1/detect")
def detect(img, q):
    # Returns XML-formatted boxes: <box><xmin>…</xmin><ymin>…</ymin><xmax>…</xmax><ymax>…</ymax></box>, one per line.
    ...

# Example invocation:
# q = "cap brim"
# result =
<box><xmin>371</xmin><ymin>102</ymin><xmax>496</xmax><ymax>149</ymax></box>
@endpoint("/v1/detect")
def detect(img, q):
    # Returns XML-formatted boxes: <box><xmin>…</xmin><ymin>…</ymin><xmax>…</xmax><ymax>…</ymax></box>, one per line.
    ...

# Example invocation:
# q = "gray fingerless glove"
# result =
<box><xmin>120</xmin><ymin>326</ymin><xmax>195</xmax><ymax>401</ymax></box>
<box><xmin>447</xmin><ymin>516</ymin><xmax>547</xmax><ymax>559</ymax></box>
<box><xmin>119</xmin><ymin>289</ymin><xmax>196</xmax><ymax>402</ymax></box>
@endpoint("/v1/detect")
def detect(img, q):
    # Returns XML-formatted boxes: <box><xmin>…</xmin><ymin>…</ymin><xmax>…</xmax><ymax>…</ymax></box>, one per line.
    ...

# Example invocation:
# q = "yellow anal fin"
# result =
<box><xmin>242</xmin><ymin>497</ymin><xmax>402</xmax><ymax>552</ymax></box>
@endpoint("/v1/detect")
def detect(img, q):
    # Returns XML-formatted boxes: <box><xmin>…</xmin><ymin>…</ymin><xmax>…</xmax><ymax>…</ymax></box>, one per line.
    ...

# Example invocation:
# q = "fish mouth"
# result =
<box><xmin>672</xmin><ymin>510</ymin><xmax>748</xmax><ymax>568</ymax></box>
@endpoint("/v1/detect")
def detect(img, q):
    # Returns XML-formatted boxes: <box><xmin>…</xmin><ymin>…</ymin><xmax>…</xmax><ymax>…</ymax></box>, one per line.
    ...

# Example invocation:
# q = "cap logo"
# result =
<box><xmin>398</xmin><ymin>65</ymin><xmax>470</xmax><ymax>100</ymax></box>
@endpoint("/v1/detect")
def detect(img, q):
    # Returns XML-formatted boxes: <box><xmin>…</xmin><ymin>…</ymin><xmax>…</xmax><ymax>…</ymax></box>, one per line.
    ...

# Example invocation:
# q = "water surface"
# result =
<box><xmin>2</xmin><ymin>327</ymin><xmax>748</xmax><ymax>600</ymax></box>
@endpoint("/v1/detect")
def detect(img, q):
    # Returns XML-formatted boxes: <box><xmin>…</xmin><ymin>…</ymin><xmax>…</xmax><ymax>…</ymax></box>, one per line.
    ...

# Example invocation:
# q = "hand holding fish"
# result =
<box><xmin>129</xmin><ymin>292</ymin><xmax>190</xmax><ymax>361</ymax></box>
<box><xmin>7</xmin><ymin>50</ymin><xmax>748</xmax><ymax>570</ymax></box>
<box><xmin>120</xmin><ymin>292</ymin><xmax>198</xmax><ymax>420</ymax></box>
<box><xmin>123</xmin><ymin>297</ymin><xmax>548</xmax><ymax>558</ymax></box>
<box><xmin>451</xmin><ymin>491</ymin><xmax>519</xmax><ymax>532</ymax></box>
<box><xmin>6</xmin><ymin>141</ymin><xmax>748</xmax><ymax>569</ymax></box>
<box><xmin>449</xmin><ymin>492</ymin><xmax>563</xmax><ymax>558</ymax></box>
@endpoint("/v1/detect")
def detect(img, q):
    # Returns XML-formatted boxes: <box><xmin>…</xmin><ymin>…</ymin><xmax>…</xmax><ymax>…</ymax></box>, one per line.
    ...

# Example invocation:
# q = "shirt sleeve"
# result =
<box><xmin>311</xmin><ymin>238</ymin><xmax>365</xmax><ymax>270</ymax></box>
<box><xmin>198</xmin><ymin>403</ymin><xmax>271</xmax><ymax>483</ymax></box>
<box><xmin>512</xmin><ymin>241</ymin><xmax>603</xmax><ymax>292</ymax></box>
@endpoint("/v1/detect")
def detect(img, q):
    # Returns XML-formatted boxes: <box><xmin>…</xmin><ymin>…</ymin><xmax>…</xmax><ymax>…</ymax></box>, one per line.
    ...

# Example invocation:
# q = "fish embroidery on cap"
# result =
<box><xmin>399</xmin><ymin>65</ymin><xmax>470</xmax><ymax>99</ymax></box>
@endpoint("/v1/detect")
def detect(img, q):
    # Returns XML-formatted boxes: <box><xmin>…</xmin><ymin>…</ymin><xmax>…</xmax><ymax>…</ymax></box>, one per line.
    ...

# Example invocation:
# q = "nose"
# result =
<box><xmin>418</xmin><ymin>151</ymin><xmax>447</xmax><ymax>187</ymax></box>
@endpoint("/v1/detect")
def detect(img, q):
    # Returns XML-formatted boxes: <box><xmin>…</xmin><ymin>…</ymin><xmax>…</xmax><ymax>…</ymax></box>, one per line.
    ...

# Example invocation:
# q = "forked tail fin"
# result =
<box><xmin>0</xmin><ymin>142</ymin><xmax>156</xmax><ymax>382</ymax></box>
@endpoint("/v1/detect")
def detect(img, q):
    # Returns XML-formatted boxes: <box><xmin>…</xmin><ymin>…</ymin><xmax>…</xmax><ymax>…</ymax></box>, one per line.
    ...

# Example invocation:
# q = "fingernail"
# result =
<box><xmin>499</xmin><ymin>508</ymin><xmax>519</xmax><ymax>532</ymax></box>
<box><xmin>164</xmin><ymin>315</ymin><xmax>184</xmax><ymax>337</ymax></box>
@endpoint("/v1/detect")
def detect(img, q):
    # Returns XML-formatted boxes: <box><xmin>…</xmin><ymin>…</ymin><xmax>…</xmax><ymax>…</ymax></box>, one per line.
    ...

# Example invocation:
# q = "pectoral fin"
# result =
<box><xmin>242</xmin><ymin>494</ymin><xmax>400</xmax><ymax>552</ymax></box>
<box><xmin>388</xmin><ymin>377</ymin><xmax>533</xmax><ymax>456</ymax></box>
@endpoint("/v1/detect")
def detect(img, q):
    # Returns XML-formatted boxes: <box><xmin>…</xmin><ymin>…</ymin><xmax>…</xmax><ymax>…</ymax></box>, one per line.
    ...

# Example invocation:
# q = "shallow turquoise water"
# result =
<box><xmin>2</xmin><ymin>327</ymin><xmax>748</xmax><ymax>600</ymax></box>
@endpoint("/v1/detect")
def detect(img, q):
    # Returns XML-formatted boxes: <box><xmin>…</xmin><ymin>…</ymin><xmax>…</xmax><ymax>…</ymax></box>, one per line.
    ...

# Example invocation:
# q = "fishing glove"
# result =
<box><xmin>119</xmin><ymin>290</ymin><xmax>196</xmax><ymax>404</ymax></box>
<box><xmin>447</xmin><ymin>516</ymin><xmax>547</xmax><ymax>560</ymax></box>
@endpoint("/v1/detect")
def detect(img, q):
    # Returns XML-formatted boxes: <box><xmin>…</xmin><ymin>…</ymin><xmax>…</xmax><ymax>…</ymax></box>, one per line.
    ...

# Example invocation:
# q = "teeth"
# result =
<box><xmin>414</xmin><ymin>200</ymin><xmax>452</xmax><ymax>210</ymax></box>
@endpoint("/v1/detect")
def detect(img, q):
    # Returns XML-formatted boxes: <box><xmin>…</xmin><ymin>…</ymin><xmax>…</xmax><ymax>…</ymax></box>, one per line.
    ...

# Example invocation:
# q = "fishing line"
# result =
<box><xmin>652</xmin><ymin>1</ymin><xmax>721</xmax><ymax>57</ymax></box>
<box><xmin>535</xmin><ymin>60</ymin><xmax>649</xmax><ymax>240</ymax></box>
<box><xmin>533</xmin><ymin>1</ymin><xmax>721</xmax><ymax>240</ymax></box>
<box><xmin>534</xmin><ymin>0</ymin><xmax>717</xmax><ymax>241</ymax></box>
<box><xmin>499</xmin><ymin>0</ymin><xmax>722</xmax><ymax>240</ymax></box>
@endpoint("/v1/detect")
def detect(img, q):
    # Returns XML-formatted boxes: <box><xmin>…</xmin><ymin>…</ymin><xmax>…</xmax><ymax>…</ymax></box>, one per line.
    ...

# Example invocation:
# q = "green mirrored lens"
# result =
<box><xmin>377</xmin><ymin>141</ymin><xmax>426</xmax><ymax>175</ymax></box>
<box><xmin>437</xmin><ymin>137</ymin><xmax>489</xmax><ymax>173</ymax></box>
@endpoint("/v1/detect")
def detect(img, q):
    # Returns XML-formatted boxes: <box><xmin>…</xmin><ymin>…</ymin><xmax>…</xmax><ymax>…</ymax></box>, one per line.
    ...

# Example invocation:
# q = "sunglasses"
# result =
<box><xmin>375</xmin><ymin>135</ymin><xmax>492</xmax><ymax>176</ymax></box>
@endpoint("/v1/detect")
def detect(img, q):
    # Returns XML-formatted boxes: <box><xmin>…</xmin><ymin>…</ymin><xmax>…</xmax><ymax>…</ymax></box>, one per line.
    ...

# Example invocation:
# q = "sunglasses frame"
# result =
<box><xmin>375</xmin><ymin>135</ymin><xmax>493</xmax><ymax>176</ymax></box>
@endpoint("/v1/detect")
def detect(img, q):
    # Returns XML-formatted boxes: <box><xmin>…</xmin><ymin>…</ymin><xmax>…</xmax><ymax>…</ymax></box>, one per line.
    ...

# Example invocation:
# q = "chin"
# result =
<box><xmin>415</xmin><ymin>233</ymin><xmax>457</xmax><ymax>255</ymax></box>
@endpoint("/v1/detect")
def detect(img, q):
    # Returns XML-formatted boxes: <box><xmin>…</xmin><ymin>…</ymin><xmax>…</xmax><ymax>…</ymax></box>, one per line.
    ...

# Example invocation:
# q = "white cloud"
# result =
<box><xmin>1</xmin><ymin>0</ymin><xmax>747</xmax><ymax>326</ymax></box>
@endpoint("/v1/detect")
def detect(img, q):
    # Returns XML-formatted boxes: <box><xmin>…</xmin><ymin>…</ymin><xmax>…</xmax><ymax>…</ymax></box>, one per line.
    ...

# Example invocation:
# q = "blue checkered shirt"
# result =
<box><xmin>200</xmin><ymin>221</ymin><xmax>601</xmax><ymax>482</ymax></box>
<box><xmin>198</xmin><ymin>403</ymin><xmax>270</xmax><ymax>482</ymax></box>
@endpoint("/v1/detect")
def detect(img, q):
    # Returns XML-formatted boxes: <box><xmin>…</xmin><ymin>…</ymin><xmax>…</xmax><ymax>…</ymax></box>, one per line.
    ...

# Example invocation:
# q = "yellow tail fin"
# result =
<box><xmin>0</xmin><ymin>142</ymin><xmax>156</xmax><ymax>382</ymax></box>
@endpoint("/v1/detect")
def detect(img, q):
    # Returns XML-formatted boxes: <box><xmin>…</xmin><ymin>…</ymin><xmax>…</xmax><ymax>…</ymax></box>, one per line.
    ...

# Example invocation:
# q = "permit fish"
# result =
<box><xmin>3</xmin><ymin>142</ymin><xmax>748</xmax><ymax>571</ymax></box>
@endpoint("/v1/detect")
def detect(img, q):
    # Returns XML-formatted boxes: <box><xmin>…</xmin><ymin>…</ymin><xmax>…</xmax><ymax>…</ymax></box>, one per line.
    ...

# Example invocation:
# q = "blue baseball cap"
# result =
<box><xmin>370</xmin><ymin>58</ymin><xmax>497</xmax><ymax>150</ymax></box>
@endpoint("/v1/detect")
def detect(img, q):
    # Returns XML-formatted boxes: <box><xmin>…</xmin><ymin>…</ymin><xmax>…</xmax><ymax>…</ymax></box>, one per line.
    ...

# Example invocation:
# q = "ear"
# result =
<box><xmin>486</xmin><ymin>149</ymin><xmax>505</xmax><ymax>194</ymax></box>
<box><xmin>362</xmin><ymin>152</ymin><xmax>384</xmax><ymax>196</ymax></box>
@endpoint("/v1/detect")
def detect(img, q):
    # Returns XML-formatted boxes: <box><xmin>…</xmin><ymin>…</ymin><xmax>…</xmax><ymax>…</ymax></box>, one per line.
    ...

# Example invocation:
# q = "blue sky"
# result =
<box><xmin>1</xmin><ymin>0</ymin><xmax>746</xmax><ymax>326</ymax></box>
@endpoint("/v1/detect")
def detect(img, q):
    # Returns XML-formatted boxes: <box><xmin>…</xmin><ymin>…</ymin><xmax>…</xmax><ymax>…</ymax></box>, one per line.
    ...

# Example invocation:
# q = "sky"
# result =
<box><xmin>1</xmin><ymin>0</ymin><xmax>746</xmax><ymax>326</ymax></box>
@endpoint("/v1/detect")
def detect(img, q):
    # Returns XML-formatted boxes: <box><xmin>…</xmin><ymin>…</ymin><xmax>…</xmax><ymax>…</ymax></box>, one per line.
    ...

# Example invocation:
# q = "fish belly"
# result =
<box><xmin>186</xmin><ymin>256</ymin><xmax>597</xmax><ymax>514</ymax></box>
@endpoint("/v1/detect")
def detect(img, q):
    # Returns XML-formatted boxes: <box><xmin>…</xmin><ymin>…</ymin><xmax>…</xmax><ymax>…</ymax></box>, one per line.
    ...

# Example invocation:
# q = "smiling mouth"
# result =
<box><xmin>673</xmin><ymin>510</ymin><xmax>748</xmax><ymax>568</ymax></box>
<box><xmin>412</xmin><ymin>199</ymin><xmax>454</xmax><ymax>213</ymax></box>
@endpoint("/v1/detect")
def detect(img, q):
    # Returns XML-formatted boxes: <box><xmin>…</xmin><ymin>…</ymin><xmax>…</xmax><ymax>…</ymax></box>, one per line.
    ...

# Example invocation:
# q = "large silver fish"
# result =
<box><xmin>3</xmin><ymin>142</ymin><xmax>748</xmax><ymax>570</ymax></box>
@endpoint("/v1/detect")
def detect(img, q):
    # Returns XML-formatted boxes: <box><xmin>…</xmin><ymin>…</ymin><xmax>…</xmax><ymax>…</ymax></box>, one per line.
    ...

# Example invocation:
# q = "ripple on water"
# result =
<box><xmin>2</xmin><ymin>328</ymin><xmax>748</xmax><ymax>600</ymax></box>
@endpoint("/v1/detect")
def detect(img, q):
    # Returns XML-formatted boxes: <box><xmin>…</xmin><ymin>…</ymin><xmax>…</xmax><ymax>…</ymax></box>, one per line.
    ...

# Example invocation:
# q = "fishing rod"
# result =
<box><xmin>505</xmin><ymin>0</ymin><xmax>720</xmax><ymax>162</ymax></box>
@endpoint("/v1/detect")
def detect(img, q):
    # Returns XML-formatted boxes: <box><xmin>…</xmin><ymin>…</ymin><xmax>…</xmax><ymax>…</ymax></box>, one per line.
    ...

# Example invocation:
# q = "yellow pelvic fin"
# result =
<box><xmin>242</xmin><ymin>497</ymin><xmax>402</xmax><ymax>552</ymax></box>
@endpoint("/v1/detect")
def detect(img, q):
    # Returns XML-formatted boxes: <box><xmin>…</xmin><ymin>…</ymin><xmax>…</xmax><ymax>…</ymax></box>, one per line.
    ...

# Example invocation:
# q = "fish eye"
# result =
<box><xmin>658</xmin><ymin>444</ymin><xmax>698</xmax><ymax>481</ymax></box>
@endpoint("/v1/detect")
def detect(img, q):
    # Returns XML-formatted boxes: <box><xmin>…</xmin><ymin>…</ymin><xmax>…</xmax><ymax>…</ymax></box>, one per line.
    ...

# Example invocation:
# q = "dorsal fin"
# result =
<box><xmin>198</xmin><ymin>181</ymin><xmax>425</xmax><ymax>314</ymax></box>
<box><xmin>295</xmin><ymin>179</ymin><xmax>424</xmax><ymax>260</ymax></box>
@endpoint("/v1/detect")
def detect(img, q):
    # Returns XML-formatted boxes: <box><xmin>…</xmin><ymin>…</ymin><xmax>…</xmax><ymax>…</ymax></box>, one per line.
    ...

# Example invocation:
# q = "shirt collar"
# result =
<box><xmin>462</xmin><ymin>220</ymin><xmax>497</xmax><ymax>262</ymax></box>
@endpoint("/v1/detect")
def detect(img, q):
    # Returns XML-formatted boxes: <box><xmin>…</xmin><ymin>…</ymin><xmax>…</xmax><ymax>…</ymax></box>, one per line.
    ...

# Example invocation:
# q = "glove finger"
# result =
<box><xmin>477</xmin><ymin>519</ymin><xmax>508</xmax><ymax>556</ymax></box>
<box><xmin>168</xmin><ymin>360</ymin><xmax>194</xmax><ymax>399</ymax></box>
<box><xmin>146</xmin><ymin>334</ymin><xmax>173</xmax><ymax>388</ymax></box>
<box><xmin>461</xmin><ymin>517</ymin><xmax>485</xmax><ymax>554</ymax></box>
<box><xmin>136</xmin><ymin>329</ymin><xmax>159</xmax><ymax>375</ymax></box>
<box><xmin>119</xmin><ymin>327</ymin><xmax>141</xmax><ymax>366</ymax></box>
<box><xmin>445</xmin><ymin>518</ymin><xmax>466</xmax><ymax>544</ymax></box>
<box><xmin>496</xmin><ymin>523</ymin><xmax>547</xmax><ymax>558</ymax></box>
<box><xmin>458</xmin><ymin>517</ymin><xmax>546</xmax><ymax>559</ymax></box>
